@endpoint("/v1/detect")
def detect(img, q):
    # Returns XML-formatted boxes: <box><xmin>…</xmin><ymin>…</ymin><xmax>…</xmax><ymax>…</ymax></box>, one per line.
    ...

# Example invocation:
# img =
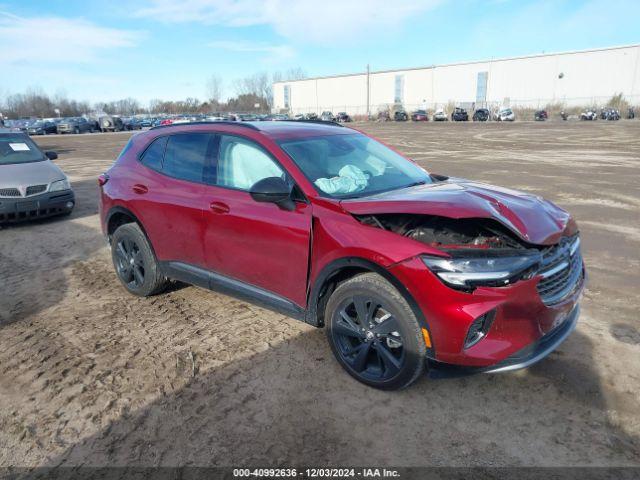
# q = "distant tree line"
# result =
<box><xmin>0</xmin><ymin>68</ymin><xmax>306</xmax><ymax>119</ymax></box>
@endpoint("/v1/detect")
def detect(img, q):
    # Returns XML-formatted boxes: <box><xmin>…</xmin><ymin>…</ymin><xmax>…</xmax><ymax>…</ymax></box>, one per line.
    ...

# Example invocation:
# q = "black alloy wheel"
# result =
<box><xmin>114</xmin><ymin>237</ymin><xmax>145</xmax><ymax>289</ymax></box>
<box><xmin>332</xmin><ymin>296</ymin><xmax>405</xmax><ymax>382</ymax></box>
<box><xmin>110</xmin><ymin>223</ymin><xmax>169</xmax><ymax>296</ymax></box>
<box><xmin>325</xmin><ymin>273</ymin><xmax>426</xmax><ymax>390</ymax></box>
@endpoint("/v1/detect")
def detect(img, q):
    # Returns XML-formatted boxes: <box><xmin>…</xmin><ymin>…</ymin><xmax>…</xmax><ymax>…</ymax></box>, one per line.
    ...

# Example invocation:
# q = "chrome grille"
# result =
<box><xmin>0</xmin><ymin>185</ymin><xmax>49</xmax><ymax>198</ymax></box>
<box><xmin>0</xmin><ymin>188</ymin><xmax>21</xmax><ymax>197</ymax></box>
<box><xmin>26</xmin><ymin>184</ymin><xmax>47</xmax><ymax>196</ymax></box>
<box><xmin>537</xmin><ymin>236</ymin><xmax>583</xmax><ymax>305</ymax></box>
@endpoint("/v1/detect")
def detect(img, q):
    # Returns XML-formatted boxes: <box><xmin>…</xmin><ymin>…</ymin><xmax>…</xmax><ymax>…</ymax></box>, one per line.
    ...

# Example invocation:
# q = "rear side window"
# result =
<box><xmin>140</xmin><ymin>136</ymin><xmax>167</xmax><ymax>171</ymax></box>
<box><xmin>163</xmin><ymin>133</ymin><xmax>213</xmax><ymax>183</ymax></box>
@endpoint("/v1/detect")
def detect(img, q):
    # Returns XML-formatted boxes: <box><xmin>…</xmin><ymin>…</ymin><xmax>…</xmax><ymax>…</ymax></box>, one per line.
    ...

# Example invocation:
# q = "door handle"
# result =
<box><xmin>209</xmin><ymin>201</ymin><xmax>230</xmax><ymax>214</ymax></box>
<box><xmin>132</xmin><ymin>184</ymin><xmax>148</xmax><ymax>194</ymax></box>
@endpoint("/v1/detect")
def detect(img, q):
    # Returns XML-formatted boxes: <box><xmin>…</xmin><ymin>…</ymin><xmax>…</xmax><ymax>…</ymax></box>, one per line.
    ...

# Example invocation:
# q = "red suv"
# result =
<box><xmin>99</xmin><ymin>121</ymin><xmax>585</xmax><ymax>390</ymax></box>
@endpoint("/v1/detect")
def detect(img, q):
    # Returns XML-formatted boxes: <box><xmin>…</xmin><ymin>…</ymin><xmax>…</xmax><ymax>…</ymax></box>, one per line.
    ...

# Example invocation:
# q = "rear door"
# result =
<box><xmin>130</xmin><ymin>133</ymin><xmax>215</xmax><ymax>267</ymax></box>
<box><xmin>202</xmin><ymin>134</ymin><xmax>312</xmax><ymax>307</ymax></box>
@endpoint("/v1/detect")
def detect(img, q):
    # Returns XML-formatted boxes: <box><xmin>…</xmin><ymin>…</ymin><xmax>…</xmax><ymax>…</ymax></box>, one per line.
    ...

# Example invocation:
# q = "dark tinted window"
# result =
<box><xmin>140</xmin><ymin>136</ymin><xmax>167</xmax><ymax>171</ymax></box>
<box><xmin>163</xmin><ymin>133</ymin><xmax>213</xmax><ymax>183</ymax></box>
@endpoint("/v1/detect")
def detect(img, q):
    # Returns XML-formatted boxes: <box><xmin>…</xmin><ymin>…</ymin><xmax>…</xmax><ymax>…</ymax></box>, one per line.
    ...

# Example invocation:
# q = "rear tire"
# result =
<box><xmin>325</xmin><ymin>273</ymin><xmax>426</xmax><ymax>390</ymax></box>
<box><xmin>111</xmin><ymin>223</ymin><xmax>169</xmax><ymax>297</ymax></box>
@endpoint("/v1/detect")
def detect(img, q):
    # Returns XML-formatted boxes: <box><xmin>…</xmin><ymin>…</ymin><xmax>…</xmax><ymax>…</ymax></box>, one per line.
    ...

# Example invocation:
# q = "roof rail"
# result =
<box><xmin>150</xmin><ymin>121</ymin><xmax>260</xmax><ymax>131</ymax></box>
<box><xmin>286</xmin><ymin>119</ymin><xmax>344</xmax><ymax>127</ymax></box>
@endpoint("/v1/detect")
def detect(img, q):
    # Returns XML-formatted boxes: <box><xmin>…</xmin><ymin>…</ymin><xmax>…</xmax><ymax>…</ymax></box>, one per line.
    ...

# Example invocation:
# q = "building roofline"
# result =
<box><xmin>274</xmin><ymin>43</ymin><xmax>640</xmax><ymax>85</ymax></box>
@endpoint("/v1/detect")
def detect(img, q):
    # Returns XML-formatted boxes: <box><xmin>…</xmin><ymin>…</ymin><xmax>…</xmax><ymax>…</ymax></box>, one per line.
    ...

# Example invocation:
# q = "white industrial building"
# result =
<box><xmin>272</xmin><ymin>44</ymin><xmax>640</xmax><ymax>116</ymax></box>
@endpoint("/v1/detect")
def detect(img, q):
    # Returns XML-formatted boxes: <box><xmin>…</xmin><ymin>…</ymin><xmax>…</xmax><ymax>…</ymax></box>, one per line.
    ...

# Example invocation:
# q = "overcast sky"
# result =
<box><xmin>1</xmin><ymin>0</ymin><xmax>639</xmax><ymax>104</ymax></box>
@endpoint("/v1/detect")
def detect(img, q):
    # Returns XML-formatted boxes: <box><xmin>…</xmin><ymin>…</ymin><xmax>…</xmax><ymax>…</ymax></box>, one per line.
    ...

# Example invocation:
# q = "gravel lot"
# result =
<box><xmin>1</xmin><ymin>121</ymin><xmax>639</xmax><ymax>468</ymax></box>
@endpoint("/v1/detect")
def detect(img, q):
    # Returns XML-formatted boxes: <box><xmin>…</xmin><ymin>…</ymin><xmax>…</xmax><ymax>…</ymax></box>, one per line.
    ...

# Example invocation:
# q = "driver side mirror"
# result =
<box><xmin>250</xmin><ymin>177</ymin><xmax>295</xmax><ymax>211</ymax></box>
<box><xmin>45</xmin><ymin>151</ymin><xmax>58</xmax><ymax>160</ymax></box>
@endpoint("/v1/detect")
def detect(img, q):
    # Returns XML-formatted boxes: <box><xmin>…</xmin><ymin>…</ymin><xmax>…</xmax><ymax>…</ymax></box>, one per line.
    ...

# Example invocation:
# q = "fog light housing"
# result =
<box><xmin>464</xmin><ymin>310</ymin><xmax>496</xmax><ymax>349</ymax></box>
<box><xmin>65</xmin><ymin>201</ymin><xmax>74</xmax><ymax>209</ymax></box>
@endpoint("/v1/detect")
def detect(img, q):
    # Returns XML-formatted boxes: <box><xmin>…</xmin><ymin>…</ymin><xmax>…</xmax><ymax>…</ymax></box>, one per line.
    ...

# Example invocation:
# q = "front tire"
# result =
<box><xmin>325</xmin><ymin>273</ymin><xmax>426</xmax><ymax>390</ymax></box>
<box><xmin>111</xmin><ymin>223</ymin><xmax>169</xmax><ymax>297</ymax></box>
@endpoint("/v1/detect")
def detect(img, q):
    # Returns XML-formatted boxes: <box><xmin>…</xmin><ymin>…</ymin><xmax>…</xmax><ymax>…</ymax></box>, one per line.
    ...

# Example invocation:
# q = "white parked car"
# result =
<box><xmin>433</xmin><ymin>108</ymin><xmax>448</xmax><ymax>121</ymax></box>
<box><xmin>495</xmin><ymin>108</ymin><xmax>515</xmax><ymax>122</ymax></box>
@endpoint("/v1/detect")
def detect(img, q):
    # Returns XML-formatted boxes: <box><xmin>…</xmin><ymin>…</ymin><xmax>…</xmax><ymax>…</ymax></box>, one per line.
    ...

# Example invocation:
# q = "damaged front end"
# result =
<box><xmin>355</xmin><ymin>214</ymin><xmax>546</xmax><ymax>291</ymax></box>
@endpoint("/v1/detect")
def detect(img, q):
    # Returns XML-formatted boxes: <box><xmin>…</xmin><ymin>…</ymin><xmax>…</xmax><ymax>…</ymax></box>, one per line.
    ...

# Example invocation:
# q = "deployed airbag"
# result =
<box><xmin>315</xmin><ymin>165</ymin><xmax>368</xmax><ymax>194</ymax></box>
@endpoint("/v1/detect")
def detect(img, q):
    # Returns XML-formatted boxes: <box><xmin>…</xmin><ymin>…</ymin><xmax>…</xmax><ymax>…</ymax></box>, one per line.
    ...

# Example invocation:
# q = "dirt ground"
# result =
<box><xmin>1</xmin><ymin>121</ymin><xmax>639</xmax><ymax>469</ymax></box>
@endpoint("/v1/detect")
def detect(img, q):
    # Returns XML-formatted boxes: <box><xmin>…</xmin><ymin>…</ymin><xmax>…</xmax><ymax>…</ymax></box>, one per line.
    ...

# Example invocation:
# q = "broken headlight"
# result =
<box><xmin>421</xmin><ymin>252</ymin><xmax>540</xmax><ymax>290</ymax></box>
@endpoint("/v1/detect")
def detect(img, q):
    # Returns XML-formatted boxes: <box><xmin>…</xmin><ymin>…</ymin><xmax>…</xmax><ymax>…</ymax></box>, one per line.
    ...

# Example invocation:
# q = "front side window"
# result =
<box><xmin>162</xmin><ymin>133</ymin><xmax>213</xmax><ymax>183</ymax></box>
<box><xmin>217</xmin><ymin>135</ymin><xmax>284</xmax><ymax>191</ymax></box>
<box><xmin>0</xmin><ymin>133</ymin><xmax>45</xmax><ymax>165</ymax></box>
<box><xmin>279</xmin><ymin>133</ymin><xmax>431</xmax><ymax>198</ymax></box>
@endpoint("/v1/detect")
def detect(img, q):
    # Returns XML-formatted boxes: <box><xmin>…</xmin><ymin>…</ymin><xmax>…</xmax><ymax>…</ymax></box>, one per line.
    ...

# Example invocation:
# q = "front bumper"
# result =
<box><xmin>0</xmin><ymin>189</ymin><xmax>75</xmax><ymax>223</ymax></box>
<box><xmin>388</xmin><ymin>255</ymin><xmax>585</xmax><ymax>370</ymax></box>
<box><xmin>427</xmin><ymin>305</ymin><xmax>579</xmax><ymax>378</ymax></box>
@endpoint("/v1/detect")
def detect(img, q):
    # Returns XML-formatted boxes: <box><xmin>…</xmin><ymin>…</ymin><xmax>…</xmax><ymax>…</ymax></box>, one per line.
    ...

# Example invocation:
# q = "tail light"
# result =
<box><xmin>98</xmin><ymin>174</ymin><xmax>109</xmax><ymax>187</ymax></box>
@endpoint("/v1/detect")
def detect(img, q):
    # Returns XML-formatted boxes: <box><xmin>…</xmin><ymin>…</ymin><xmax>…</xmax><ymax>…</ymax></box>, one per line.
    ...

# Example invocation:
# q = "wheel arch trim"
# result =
<box><xmin>105</xmin><ymin>206</ymin><xmax>158</xmax><ymax>259</ymax></box>
<box><xmin>306</xmin><ymin>256</ymin><xmax>435</xmax><ymax>358</ymax></box>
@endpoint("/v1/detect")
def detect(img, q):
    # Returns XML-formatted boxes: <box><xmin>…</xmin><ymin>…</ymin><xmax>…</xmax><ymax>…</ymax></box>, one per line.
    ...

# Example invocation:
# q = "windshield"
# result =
<box><xmin>279</xmin><ymin>133</ymin><xmax>432</xmax><ymax>199</ymax></box>
<box><xmin>0</xmin><ymin>133</ymin><xmax>45</xmax><ymax>165</ymax></box>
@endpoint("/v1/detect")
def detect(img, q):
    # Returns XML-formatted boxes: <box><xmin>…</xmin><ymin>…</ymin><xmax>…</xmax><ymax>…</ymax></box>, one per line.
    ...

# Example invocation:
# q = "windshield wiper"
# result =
<box><xmin>402</xmin><ymin>180</ymin><xmax>428</xmax><ymax>189</ymax></box>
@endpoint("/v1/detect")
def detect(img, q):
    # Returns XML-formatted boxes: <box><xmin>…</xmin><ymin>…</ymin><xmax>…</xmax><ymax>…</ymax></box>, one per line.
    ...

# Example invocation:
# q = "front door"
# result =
<box><xmin>203</xmin><ymin>134</ymin><xmax>311</xmax><ymax>307</ymax></box>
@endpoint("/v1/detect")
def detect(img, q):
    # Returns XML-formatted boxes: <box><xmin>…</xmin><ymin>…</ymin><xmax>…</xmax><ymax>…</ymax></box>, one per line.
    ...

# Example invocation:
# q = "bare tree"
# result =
<box><xmin>284</xmin><ymin>67</ymin><xmax>307</xmax><ymax>81</ymax></box>
<box><xmin>205</xmin><ymin>75</ymin><xmax>223</xmax><ymax>105</ymax></box>
<box><xmin>234</xmin><ymin>72</ymin><xmax>270</xmax><ymax>103</ymax></box>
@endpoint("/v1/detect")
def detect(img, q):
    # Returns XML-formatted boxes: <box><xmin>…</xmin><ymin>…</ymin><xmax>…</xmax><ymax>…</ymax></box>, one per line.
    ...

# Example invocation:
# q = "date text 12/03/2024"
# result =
<box><xmin>233</xmin><ymin>468</ymin><xmax>400</xmax><ymax>478</ymax></box>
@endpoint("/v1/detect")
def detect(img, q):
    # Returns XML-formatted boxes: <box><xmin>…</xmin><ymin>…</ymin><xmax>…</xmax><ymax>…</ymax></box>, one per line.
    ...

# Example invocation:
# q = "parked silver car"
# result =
<box><xmin>0</xmin><ymin>129</ymin><xmax>74</xmax><ymax>223</ymax></box>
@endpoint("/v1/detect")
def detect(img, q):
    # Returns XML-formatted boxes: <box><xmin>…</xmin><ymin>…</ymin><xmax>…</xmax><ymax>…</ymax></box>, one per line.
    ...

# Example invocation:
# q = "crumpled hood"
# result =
<box><xmin>0</xmin><ymin>160</ymin><xmax>66</xmax><ymax>189</ymax></box>
<box><xmin>340</xmin><ymin>178</ymin><xmax>576</xmax><ymax>245</ymax></box>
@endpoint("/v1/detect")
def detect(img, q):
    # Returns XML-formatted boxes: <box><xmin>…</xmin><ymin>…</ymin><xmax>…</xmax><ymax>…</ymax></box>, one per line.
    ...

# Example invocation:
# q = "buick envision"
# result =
<box><xmin>100</xmin><ymin>121</ymin><xmax>584</xmax><ymax>389</ymax></box>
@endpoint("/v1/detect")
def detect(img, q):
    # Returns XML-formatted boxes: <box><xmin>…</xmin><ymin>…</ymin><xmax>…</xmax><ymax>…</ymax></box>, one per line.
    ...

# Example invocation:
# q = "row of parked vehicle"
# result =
<box><xmin>378</xmin><ymin>105</ymin><xmax>636</xmax><ymax>122</ymax></box>
<box><xmin>152</xmin><ymin>111</ymin><xmax>353</xmax><ymax>125</ymax></box>
<box><xmin>576</xmin><ymin>107</ymin><xmax>635</xmax><ymax>121</ymax></box>
<box><xmin>2</xmin><ymin>115</ymin><xmax>149</xmax><ymax>136</ymax></box>
<box><xmin>379</xmin><ymin>107</ymin><xmax>516</xmax><ymax>122</ymax></box>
